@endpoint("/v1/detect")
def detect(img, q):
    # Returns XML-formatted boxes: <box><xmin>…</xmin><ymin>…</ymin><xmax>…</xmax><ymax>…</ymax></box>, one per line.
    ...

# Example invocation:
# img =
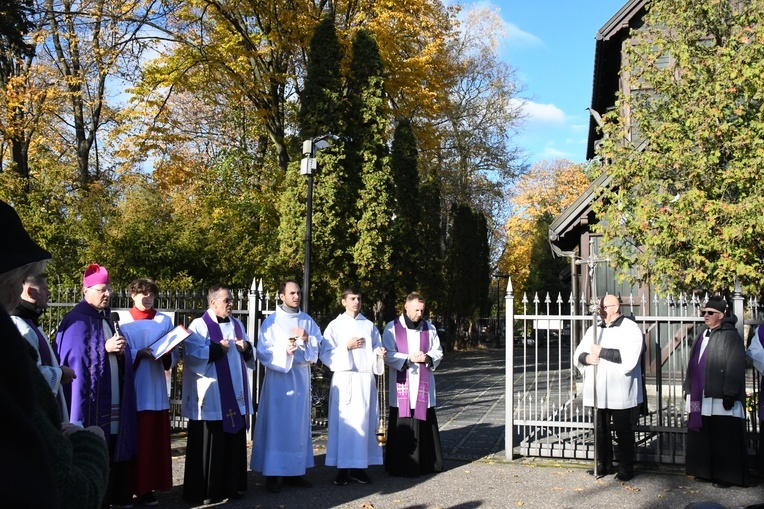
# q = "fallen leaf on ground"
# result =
<box><xmin>360</xmin><ymin>503</ymin><xmax>375</xmax><ymax>509</ymax></box>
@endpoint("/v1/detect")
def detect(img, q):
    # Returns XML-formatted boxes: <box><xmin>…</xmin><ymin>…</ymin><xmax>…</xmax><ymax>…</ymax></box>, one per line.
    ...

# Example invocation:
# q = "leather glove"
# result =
<box><xmin>722</xmin><ymin>396</ymin><xmax>735</xmax><ymax>411</ymax></box>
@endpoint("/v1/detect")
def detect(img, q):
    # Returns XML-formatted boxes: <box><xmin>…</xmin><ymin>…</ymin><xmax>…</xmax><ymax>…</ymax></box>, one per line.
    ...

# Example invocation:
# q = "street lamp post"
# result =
<box><xmin>300</xmin><ymin>133</ymin><xmax>337</xmax><ymax>315</ymax></box>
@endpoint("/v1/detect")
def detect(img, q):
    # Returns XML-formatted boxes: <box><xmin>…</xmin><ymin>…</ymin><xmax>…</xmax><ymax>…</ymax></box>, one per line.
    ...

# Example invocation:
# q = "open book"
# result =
<box><xmin>149</xmin><ymin>325</ymin><xmax>192</xmax><ymax>359</ymax></box>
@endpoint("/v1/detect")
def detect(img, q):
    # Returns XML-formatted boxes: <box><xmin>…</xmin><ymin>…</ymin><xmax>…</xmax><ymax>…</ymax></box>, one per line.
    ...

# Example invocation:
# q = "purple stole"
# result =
<box><xmin>202</xmin><ymin>313</ymin><xmax>250</xmax><ymax>434</ymax></box>
<box><xmin>757</xmin><ymin>329</ymin><xmax>764</xmax><ymax>421</ymax></box>
<box><xmin>394</xmin><ymin>318</ymin><xmax>430</xmax><ymax>421</ymax></box>
<box><xmin>21</xmin><ymin>318</ymin><xmax>53</xmax><ymax>366</ymax></box>
<box><xmin>687</xmin><ymin>331</ymin><xmax>708</xmax><ymax>432</ymax></box>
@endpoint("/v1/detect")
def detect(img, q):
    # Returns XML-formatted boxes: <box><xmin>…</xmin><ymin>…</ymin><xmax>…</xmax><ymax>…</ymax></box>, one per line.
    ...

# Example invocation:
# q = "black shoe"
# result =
<box><xmin>227</xmin><ymin>491</ymin><xmax>244</xmax><ymax>500</ymax></box>
<box><xmin>137</xmin><ymin>492</ymin><xmax>158</xmax><ymax>506</ymax></box>
<box><xmin>587</xmin><ymin>465</ymin><xmax>615</xmax><ymax>478</ymax></box>
<box><xmin>349</xmin><ymin>469</ymin><xmax>371</xmax><ymax>484</ymax></box>
<box><xmin>284</xmin><ymin>476</ymin><xmax>313</xmax><ymax>488</ymax></box>
<box><xmin>266</xmin><ymin>476</ymin><xmax>282</xmax><ymax>493</ymax></box>
<box><xmin>334</xmin><ymin>469</ymin><xmax>349</xmax><ymax>485</ymax></box>
<box><xmin>712</xmin><ymin>481</ymin><xmax>731</xmax><ymax>489</ymax></box>
<box><xmin>615</xmin><ymin>472</ymin><xmax>634</xmax><ymax>482</ymax></box>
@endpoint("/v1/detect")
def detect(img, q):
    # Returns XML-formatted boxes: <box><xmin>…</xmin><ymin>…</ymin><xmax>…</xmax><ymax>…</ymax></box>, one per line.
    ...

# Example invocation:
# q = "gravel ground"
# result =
<box><xmin>148</xmin><ymin>436</ymin><xmax>764</xmax><ymax>509</ymax></box>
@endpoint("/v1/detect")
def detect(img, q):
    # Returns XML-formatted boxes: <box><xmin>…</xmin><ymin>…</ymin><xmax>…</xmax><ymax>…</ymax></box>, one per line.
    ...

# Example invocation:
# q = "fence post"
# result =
<box><xmin>505</xmin><ymin>275</ymin><xmax>515</xmax><ymax>460</ymax></box>
<box><xmin>246</xmin><ymin>277</ymin><xmax>260</xmax><ymax>440</ymax></box>
<box><xmin>733</xmin><ymin>277</ymin><xmax>744</xmax><ymax>339</ymax></box>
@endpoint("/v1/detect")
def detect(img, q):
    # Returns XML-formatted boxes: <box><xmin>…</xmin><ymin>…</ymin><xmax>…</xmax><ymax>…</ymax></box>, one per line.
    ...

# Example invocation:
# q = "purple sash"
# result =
<box><xmin>21</xmin><ymin>318</ymin><xmax>53</xmax><ymax>366</ymax></box>
<box><xmin>687</xmin><ymin>331</ymin><xmax>708</xmax><ymax>432</ymax></box>
<box><xmin>394</xmin><ymin>318</ymin><xmax>430</xmax><ymax>421</ymax></box>
<box><xmin>202</xmin><ymin>313</ymin><xmax>250</xmax><ymax>434</ymax></box>
<box><xmin>757</xmin><ymin>329</ymin><xmax>764</xmax><ymax>421</ymax></box>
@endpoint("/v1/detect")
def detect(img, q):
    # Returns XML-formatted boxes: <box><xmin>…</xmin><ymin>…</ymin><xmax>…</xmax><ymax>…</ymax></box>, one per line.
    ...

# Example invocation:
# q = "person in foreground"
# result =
<box><xmin>182</xmin><ymin>285</ymin><xmax>256</xmax><ymax>504</ymax></box>
<box><xmin>0</xmin><ymin>200</ymin><xmax>109</xmax><ymax>508</ymax></box>
<box><xmin>319</xmin><ymin>287</ymin><xmax>386</xmax><ymax>485</ymax></box>
<box><xmin>251</xmin><ymin>279</ymin><xmax>323</xmax><ymax>493</ymax></box>
<box><xmin>684</xmin><ymin>296</ymin><xmax>749</xmax><ymax>488</ymax></box>
<box><xmin>120</xmin><ymin>279</ymin><xmax>177</xmax><ymax>506</ymax></box>
<box><xmin>574</xmin><ymin>294</ymin><xmax>644</xmax><ymax>482</ymax></box>
<box><xmin>382</xmin><ymin>292</ymin><xmax>444</xmax><ymax>477</ymax></box>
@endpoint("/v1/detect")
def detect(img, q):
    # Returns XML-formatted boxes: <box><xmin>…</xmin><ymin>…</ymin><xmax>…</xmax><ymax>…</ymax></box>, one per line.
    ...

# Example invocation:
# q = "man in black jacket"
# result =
<box><xmin>683</xmin><ymin>296</ymin><xmax>748</xmax><ymax>487</ymax></box>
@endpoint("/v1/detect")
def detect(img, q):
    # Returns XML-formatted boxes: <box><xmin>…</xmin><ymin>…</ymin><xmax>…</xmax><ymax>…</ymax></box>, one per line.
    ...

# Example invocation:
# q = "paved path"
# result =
<box><xmin>155</xmin><ymin>348</ymin><xmax>763</xmax><ymax>509</ymax></box>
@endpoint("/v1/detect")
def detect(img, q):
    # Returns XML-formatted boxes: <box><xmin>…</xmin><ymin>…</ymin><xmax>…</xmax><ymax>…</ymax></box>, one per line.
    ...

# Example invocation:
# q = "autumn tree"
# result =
<box><xmin>423</xmin><ymin>5</ymin><xmax>524</xmax><ymax>247</ymax></box>
<box><xmin>347</xmin><ymin>28</ymin><xmax>393</xmax><ymax>316</ymax></box>
<box><xmin>279</xmin><ymin>15</ymin><xmax>346</xmax><ymax>317</ymax></box>
<box><xmin>418</xmin><ymin>167</ymin><xmax>444</xmax><ymax>315</ymax></box>
<box><xmin>500</xmin><ymin>159</ymin><xmax>592</xmax><ymax>300</ymax></box>
<box><xmin>597</xmin><ymin>0</ymin><xmax>764</xmax><ymax>295</ymax></box>
<box><xmin>36</xmin><ymin>0</ymin><xmax>157</xmax><ymax>186</ymax></box>
<box><xmin>442</xmin><ymin>203</ymin><xmax>490</xmax><ymax>348</ymax></box>
<box><xmin>386</xmin><ymin>118</ymin><xmax>421</xmax><ymax>316</ymax></box>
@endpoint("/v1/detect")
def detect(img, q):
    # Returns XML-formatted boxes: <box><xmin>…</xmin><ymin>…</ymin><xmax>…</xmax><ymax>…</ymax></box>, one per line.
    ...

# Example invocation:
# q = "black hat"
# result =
<box><xmin>0</xmin><ymin>200</ymin><xmax>52</xmax><ymax>273</ymax></box>
<box><xmin>701</xmin><ymin>297</ymin><xmax>727</xmax><ymax>314</ymax></box>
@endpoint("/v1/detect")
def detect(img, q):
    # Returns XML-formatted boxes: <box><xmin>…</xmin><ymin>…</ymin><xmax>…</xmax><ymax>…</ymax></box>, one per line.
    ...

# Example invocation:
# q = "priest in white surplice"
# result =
<box><xmin>182</xmin><ymin>285</ymin><xmax>256</xmax><ymax>504</ymax></box>
<box><xmin>251</xmin><ymin>279</ymin><xmax>322</xmax><ymax>493</ymax></box>
<box><xmin>319</xmin><ymin>287</ymin><xmax>385</xmax><ymax>485</ymax></box>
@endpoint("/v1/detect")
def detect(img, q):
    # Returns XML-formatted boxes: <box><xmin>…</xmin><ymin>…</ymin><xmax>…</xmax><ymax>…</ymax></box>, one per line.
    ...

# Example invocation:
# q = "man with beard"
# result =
<box><xmin>251</xmin><ymin>279</ymin><xmax>323</xmax><ymax>493</ymax></box>
<box><xmin>382</xmin><ymin>292</ymin><xmax>444</xmax><ymax>477</ymax></box>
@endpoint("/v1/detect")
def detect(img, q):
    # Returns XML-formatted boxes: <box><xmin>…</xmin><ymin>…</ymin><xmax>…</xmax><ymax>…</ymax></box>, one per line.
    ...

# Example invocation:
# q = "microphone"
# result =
<box><xmin>110</xmin><ymin>311</ymin><xmax>122</xmax><ymax>336</ymax></box>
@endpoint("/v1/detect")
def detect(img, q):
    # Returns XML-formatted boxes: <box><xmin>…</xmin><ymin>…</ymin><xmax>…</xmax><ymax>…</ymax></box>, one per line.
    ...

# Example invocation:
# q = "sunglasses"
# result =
<box><xmin>702</xmin><ymin>310</ymin><xmax>720</xmax><ymax>316</ymax></box>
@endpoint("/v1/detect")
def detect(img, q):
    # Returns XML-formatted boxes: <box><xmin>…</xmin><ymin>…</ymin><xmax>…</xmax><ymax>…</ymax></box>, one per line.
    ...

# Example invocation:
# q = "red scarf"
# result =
<box><xmin>129</xmin><ymin>307</ymin><xmax>156</xmax><ymax>321</ymax></box>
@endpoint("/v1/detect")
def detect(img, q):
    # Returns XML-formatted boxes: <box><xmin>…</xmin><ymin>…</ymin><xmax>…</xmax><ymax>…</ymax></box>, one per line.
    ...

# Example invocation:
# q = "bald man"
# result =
<box><xmin>574</xmin><ymin>294</ymin><xmax>644</xmax><ymax>481</ymax></box>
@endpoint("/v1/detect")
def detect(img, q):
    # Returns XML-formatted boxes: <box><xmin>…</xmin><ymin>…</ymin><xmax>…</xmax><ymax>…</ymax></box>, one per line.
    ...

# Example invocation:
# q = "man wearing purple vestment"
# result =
<box><xmin>182</xmin><ymin>285</ymin><xmax>256</xmax><ymax>505</ymax></box>
<box><xmin>382</xmin><ymin>292</ymin><xmax>444</xmax><ymax>477</ymax></box>
<box><xmin>55</xmin><ymin>264</ymin><xmax>138</xmax><ymax>508</ymax></box>
<box><xmin>683</xmin><ymin>296</ymin><xmax>748</xmax><ymax>488</ymax></box>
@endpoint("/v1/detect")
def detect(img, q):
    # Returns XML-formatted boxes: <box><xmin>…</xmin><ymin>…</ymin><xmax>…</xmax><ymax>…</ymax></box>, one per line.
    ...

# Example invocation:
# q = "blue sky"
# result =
<box><xmin>462</xmin><ymin>0</ymin><xmax>628</xmax><ymax>165</ymax></box>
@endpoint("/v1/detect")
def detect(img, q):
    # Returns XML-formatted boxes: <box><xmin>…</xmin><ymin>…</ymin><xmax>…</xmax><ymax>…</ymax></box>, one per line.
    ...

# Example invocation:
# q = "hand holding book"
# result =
<box><xmin>149</xmin><ymin>325</ymin><xmax>191</xmax><ymax>359</ymax></box>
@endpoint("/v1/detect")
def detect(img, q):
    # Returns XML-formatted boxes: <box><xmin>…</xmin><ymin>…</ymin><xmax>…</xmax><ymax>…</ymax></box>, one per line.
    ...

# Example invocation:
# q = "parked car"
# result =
<box><xmin>513</xmin><ymin>333</ymin><xmax>535</xmax><ymax>346</ymax></box>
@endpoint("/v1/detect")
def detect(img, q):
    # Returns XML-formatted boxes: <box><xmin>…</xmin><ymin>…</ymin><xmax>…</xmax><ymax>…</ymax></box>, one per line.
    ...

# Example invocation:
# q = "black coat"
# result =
<box><xmin>682</xmin><ymin>319</ymin><xmax>746</xmax><ymax>403</ymax></box>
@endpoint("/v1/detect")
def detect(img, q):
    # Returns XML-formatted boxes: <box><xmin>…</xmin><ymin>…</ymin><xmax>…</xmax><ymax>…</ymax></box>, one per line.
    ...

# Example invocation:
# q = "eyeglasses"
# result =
<box><xmin>600</xmin><ymin>304</ymin><xmax>617</xmax><ymax>309</ymax></box>
<box><xmin>702</xmin><ymin>310</ymin><xmax>720</xmax><ymax>316</ymax></box>
<box><xmin>216</xmin><ymin>297</ymin><xmax>233</xmax><ymax>303</ymax></box>
<box><xmin>87</xmin><ymin>286</ymin><xmax>112</xmax><ymax>294</ymax></box>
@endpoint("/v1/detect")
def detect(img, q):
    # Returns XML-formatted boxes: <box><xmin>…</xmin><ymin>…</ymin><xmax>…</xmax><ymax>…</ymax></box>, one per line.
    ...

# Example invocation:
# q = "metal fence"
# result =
<box><xmin>504</xmin><ymin>288</ymin><xmax>762</xmax><ymax>465</ymax></box>
<box><xmin>39</xmin><ymin>280</ymin><xmax>333</xmax><ymax>431</ymax></box>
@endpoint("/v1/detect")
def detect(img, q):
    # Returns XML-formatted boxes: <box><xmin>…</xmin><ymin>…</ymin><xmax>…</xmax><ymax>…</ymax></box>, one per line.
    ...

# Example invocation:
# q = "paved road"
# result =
<box><xmin>154</xmin><ymin>348</ymin><xmax>763</xmax><ymax>509</ymax></box>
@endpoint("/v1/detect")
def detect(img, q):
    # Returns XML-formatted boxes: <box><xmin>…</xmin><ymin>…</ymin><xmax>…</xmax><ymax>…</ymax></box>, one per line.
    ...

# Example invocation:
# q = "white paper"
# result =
<box><xmin>149</xmin><ymin>324</ymin><xmax>191</xmax><ymax>359</ymax></box>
